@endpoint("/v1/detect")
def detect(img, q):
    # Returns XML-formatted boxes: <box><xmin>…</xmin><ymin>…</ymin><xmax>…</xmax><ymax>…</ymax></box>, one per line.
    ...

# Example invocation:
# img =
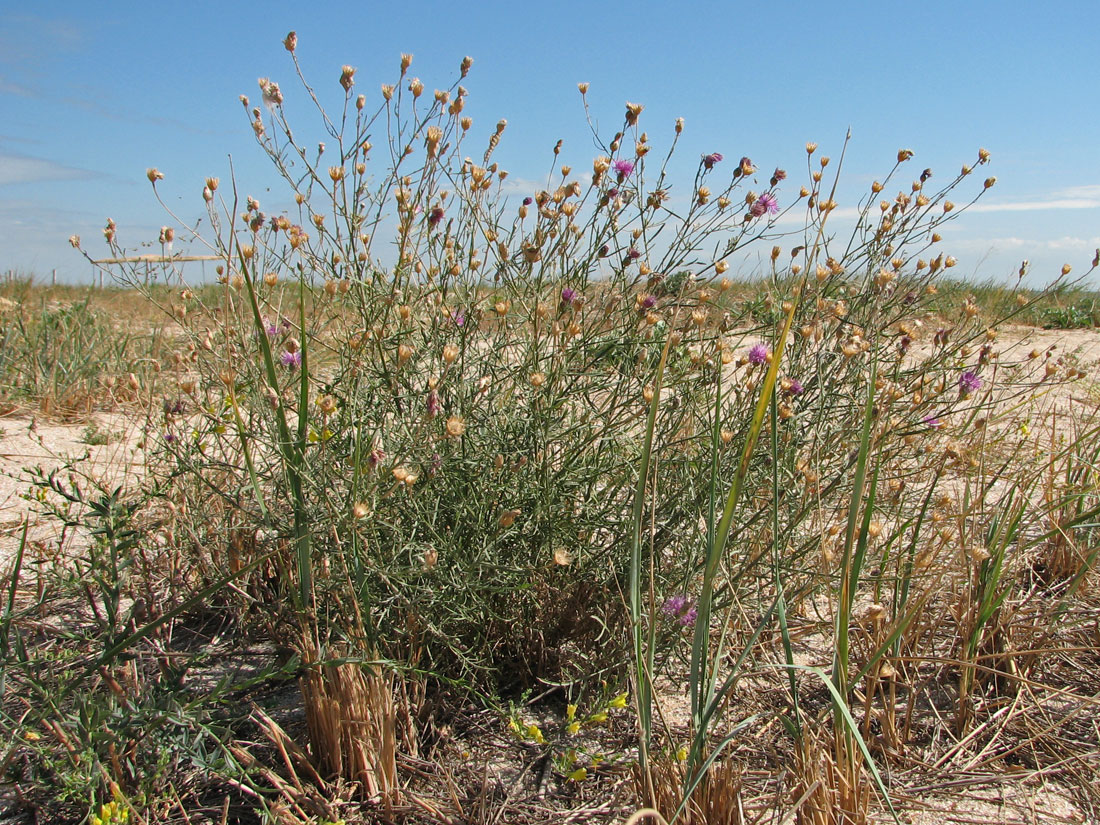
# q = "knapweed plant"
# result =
<box><xmin>54</xmin><ymin>31</ymin><xmax>1098</xmax><ymax>821</ymax></box>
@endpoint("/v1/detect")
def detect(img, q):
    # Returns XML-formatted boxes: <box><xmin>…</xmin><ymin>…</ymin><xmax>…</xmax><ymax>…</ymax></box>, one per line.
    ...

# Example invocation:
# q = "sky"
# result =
<box><xmin>1</xmin><ymin>0</ymin><xmax>1098</xmax><ymax>287</ymax></box>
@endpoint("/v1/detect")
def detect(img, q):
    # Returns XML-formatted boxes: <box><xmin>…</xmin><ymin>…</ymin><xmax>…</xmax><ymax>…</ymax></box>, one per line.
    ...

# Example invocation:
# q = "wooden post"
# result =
<box><xmin>51</xmin><ymin>268</ymin><xmax>57</xmax><ymax>286</ymax></box>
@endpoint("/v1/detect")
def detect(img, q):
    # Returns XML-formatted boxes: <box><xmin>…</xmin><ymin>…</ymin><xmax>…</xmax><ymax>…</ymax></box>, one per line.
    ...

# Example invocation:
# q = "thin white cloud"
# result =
<box><xmin>1051</xmin><ymin>184</ymin><xmax>1100</xmax><ymax>200</ymax></box>
<box><xmin>0</xmin><ymin>75</ymin><xmax>36</xmax><ymax>97</ymax></box>
<box><xmin>968</xmin><ymin>197</ymin><xmax>1100</xmax><ymax>214</ymax></box>
<box><xmin>0</xmin><ymin>14</ymin><xmax>83</xmax><ymax>65</ymax></box>
<box><xmin>0</xmin><ymin>152</ymin><xmax>99</xmax><ymax>185</ymax></box>
<box><xmin>949</xmin><ymin>235</ymin><xmax>1100</xmax><ymax>252</ymax></box>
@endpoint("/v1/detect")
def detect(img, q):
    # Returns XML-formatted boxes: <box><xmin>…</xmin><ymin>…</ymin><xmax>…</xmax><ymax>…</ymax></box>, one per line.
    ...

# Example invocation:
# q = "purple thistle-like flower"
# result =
<box><xmin>627</xmin><ymin>247</ymin><xmax>642</xmax><ymax>260</ymax></box>
<box><xmin>739</xmin><ymin>156</ymin><xmax>755</xmax><ymax>176</ymax></box>
<box><xmin>452</xmin><ymin>309</ymin><xmax>466</xmax><ymax>327</ymax></box>
<box><xmin>923</xmin><ymin>415</ymin><xmax>942</xmax><ymax>430</ymax></box>
<box><xmin>561</xmin><ymin>287</ymin><xmax>577</xmax><ymax>304</ymax></box>
<box><xmin>770</xmin><ymin>168</ymin><xmax>787</xmax><ymax>185</ymax></box>
<box><xmin>959</xmin><ymin>371</ymin><xmax>982</xmax><ymax>394</ymax></box>
<box><xmin>788</xmin><ymin>379</ymin><xmax>804</xmax><ymax>396</ymax></box>
<box><xmin>748</xmin><ymin>343</ymin><xmax>769</xmax><ymax>365</ymax></box>
<box><xmin>641</xmin><ymin>294</ymin><xmax>657</xmax><ymax>310</ymax></box>
<box><xmin>265</xmin><ymin>322</ymin><xmax>281</xmax><ymax>338</ymax></box>
<box><xmin>164</xmin><ymin>431</ymin><xmax>176</xmax><ymax>443</ymax></box>
<box><xmin>522</xmin><ymin>196</ymin><xmax>533</xmax><ymax>206</ymax></box>
<box><xmin>703</xmin><ymin>152</ymin><xmax>723</xmax><ymax>170</ymax></box>
<box><xmin>662</xmin><ymin>593</ymin><xmax>697</xmax><ymax>626</ymax></box>
<box><xmin>426</xmin><ymin>389</ymin><xmax>440</xmax><ymax>417</ymax></box>
<box><xmin>759</xmin><ymin>192</ymin><xmax>779</xmax><ymax>215</ymax></box>
<box><xmin>612</xmin><ymin>159</ymin><xmax>635</xmax><ymax>178</ymax></box>
<box><xmin>662</xmin><ymin>594</ymin><xmax>688</xmax><ymax>616</ymax></box>
<box><xmin>428</xmin><ymin>205</ymin><xmax>445</xmax><ymax>227</ymax></box>
<box><xmin>606</xmin><ymin>187</ymin><xmax>620</xmax><ymax>199</ymax></box>
<box><xmin>280</xmin><ymin>350</ymin><xmax>302</xmax><ymax>370</ymax></box>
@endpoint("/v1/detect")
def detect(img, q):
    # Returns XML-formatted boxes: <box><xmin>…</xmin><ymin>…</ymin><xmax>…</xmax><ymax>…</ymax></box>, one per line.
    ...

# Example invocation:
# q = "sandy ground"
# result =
<box><xmin>0</xmin><ymin>411</ymin><xmax>148</xmax><ymax>568</ymax></box>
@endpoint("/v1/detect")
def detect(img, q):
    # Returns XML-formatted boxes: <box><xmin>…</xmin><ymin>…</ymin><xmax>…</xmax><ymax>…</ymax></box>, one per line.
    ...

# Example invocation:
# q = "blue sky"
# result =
<box><xmin>1</xmin><ymin>0</ymin><xmax>1097</xmax><ymax>286</ymax></box>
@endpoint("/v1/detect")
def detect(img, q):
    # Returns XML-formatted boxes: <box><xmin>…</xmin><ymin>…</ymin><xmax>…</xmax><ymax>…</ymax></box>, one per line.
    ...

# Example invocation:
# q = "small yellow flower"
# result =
<box><xmin>608</xmin><ymin>692</ymin><xmax>628</xmax><ymax>709</ymax></box>
<box><xmin>566</xmin><ymin>704</ymin><xmax>577</xmax><ymax>721</ymax></box>
<box><xmin>676</xmin><ymin>745</ymin><xmax>688</xmax><ymax>762</ymax></box>
<box><xmin>567</xmin><ymin>767</ymin><xmax>587</xmax><ymax>782</ymax></box>
<box><xmin>526</xmin><ymin>724</ymin><xmax>545</xmax><ymax>744</ymax></box>
<box><xmin>566</xmin><ymin>721</ymin><xmax>580</xmax><ymax>735</ymax></box>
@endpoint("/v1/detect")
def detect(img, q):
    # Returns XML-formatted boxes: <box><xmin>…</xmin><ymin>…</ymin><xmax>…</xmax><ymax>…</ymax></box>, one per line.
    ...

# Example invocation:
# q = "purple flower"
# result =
<box><xmin>641</xmin><ymin>294</ymin><xmax>657</xmax><ymax>310</ymax></box>
<box><xmin>770</xmin><ymin>168</ymin><xmax>787</xmax><ymax>185</ymax></box>
<box><xmin>612</xmin><ymin>159</ymin><xmax>635</xmax><ymax>178</ymax></box>
<box><xmin>606</xmin><ymin>187</ymin><xmax>620</xmax><ymax>199</ymax></box>
<box><xmin>738</xmin><ymin>156</ymin><xmax>755</xmax><ymax>176</ymax></box>
<box><xmin>923</xmin><ymin>415</ymin><xmax>942</xmax><ymax>430</ymax></box>
<box><xmin>428</xmin><ymin>205</ymin><xmax>445</xmax><ymax>227</ymax></box>
<box><xmin>703</xmin><ymin>152</ymin><xmax>723</xmax><ymax>170</ymax></box>
<box><xmin>748</xmin><ymin>343</ymin><xmax>769</xmax><ymax>365</ymax></box>
<box><xmin>561</xmin><ymin>286</ymin><xmax>577</xmax><ymax>304</ymax></box>
<box><xmin>163</xmin><ymin>397</ymin><xmax>186</xmax><ymax>416</ymax></box>
<box><xmin>787</xmin><ymin>379</ymin><xmax>804</xmax><ymax>396</ymax></box>
<box><xmin>164</xmin><ymin>432</ymin><xmax>176</xmax><ymax>443</ymax></box>
<box><xmin>662</xmin><ymin>593</ymin><xmax>697</xmax><ymax>626</ymax></box>
<box><xmin>280</xmin><ymin>350</ymin><xmax>302</xmax><ymax>370</ymax></box>
<box><xmin>662</xmin><ymin>594</ymin><xmax>688</xmax><ymax>616</ymax></box>
<box><xmin>426</xmin><ymin>389</ymin><xmax>440</xmax><ymax>417</ymax></box>
<box><xmin>959</xmin><ymin>371</ymin><xmax>982</xmax><ymax>394</ymax></box>
<box><xmin>368</xmin><ymin>447</ymin><xmax>385</xmax><ymax>468</ymax></box>
<box><xmin>749</xmin><ymin>192</ymin><xmax>779</xmax><ymax>218</ymax></box>
<box><xmin>451</xmin><ymin>309</ymin><xmax>466</xmax><ymax>327</ymax></box>
<box><xmin>522</xmin><ymin>196</ymin><xmax>533</xmax><ymax>206</ymax></box>
<box><xmin>627</xmin><ymin>247</ymin><xmax>641</xmax><ymax>260</ymax></box>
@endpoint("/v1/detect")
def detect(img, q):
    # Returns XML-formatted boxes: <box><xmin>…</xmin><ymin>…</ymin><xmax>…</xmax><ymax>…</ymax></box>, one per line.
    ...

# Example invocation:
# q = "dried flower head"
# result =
<box><xmin>339</xmin><ymin>65</ymin><xmax>356</xmax><ymax>92</ymax></box>
<box><xmin>445</xmin><ymin>415</ymin><xmax>466</xmax><ymax>437</ymax></box>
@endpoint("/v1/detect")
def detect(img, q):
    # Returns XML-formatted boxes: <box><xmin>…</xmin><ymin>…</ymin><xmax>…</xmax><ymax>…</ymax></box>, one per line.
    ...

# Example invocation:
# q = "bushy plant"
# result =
<box><xmin>46</xmin><ymin>33</ymin><xmax>1098</xmax><ymax>820</ymax></box>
